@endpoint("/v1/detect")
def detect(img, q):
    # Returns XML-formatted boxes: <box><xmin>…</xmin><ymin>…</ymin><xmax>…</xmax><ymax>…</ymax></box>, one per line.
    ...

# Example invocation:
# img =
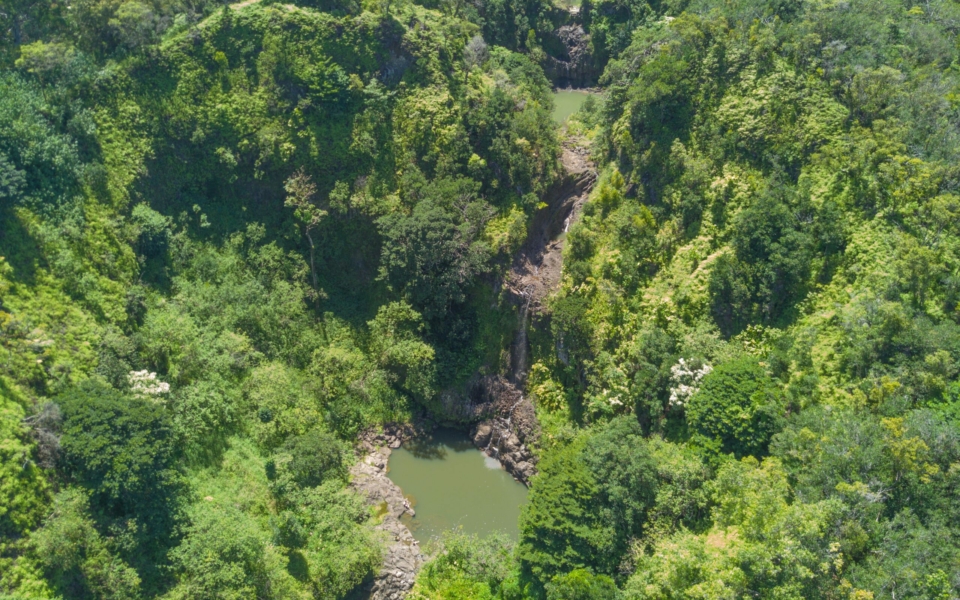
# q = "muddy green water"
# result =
<box><xmin>552</xmin><ymin>89</ymin><xmax>591</xmax><ymax>123</ymax></box>
<box><xmin>387</xmin><ymin>430</ymin><xmax>528</xmax><ymax>543</ymax></box>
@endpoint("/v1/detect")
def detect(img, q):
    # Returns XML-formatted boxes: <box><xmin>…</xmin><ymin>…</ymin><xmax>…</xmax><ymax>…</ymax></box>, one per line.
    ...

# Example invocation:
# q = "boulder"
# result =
<box><xmin>472</xmin><ymin>422</ymin><xmax>493</xmax><ymax>447</ymax></box>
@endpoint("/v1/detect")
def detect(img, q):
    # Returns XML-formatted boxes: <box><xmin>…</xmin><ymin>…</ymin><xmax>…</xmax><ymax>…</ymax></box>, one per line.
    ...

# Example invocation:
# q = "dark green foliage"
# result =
<box><xmin>31</xmin><ymin>489</ymin><xmax>142</xmax><ymax>600</ymax></box>
<box><xmin>378</xmin><ymin>176</ymin><xmax>493</xmax><ymax>320</ymax></box>
<box><xmin>686</xmin><ymin>357</ymin><xmax>783</xmax><ymax>458</ymax></box>
<box><xmin>710</xmin><ymin>184</ymin><xmax>815</xmax><ymax>335</ymax></box>
<box><xmin>519</xmin><ymin>418</ymin><xmax>656</xmax><ymax>592</ymax></box>
<box><xmin>282</xmin><ymin>429</ymin><xmax>347</xmax><ymax>488</ymax></box>
<box><xmin>55</xmin><ymin>380</ymin><xmax>184</xmax><ymax>589</ymax></box>
<box><xmin>846</xmin><ymin>511</ymin><xmax>960</xmax><ymax>600</ymax></box>
<box><xmin>518</xmin><ymin>439</ymin><xmax>602</xmax><ymax>593</ymax></box>
<box><xmin>57</xmin><ymin>381</ymin><xmax>183</xmax><ymax>529</ymax></box>
<box><xmin>0</xmin><ymin>74</ymin><xmax>82</xmax><ymax>209</ymax></box>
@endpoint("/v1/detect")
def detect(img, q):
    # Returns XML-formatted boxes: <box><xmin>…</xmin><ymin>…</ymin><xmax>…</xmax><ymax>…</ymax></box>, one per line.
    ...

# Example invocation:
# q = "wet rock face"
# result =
<box><xmin>467</xmin><ymin>375</ymin><xmax>540</xmax><ymax>485</ymax></box>
<box><xmin>471</xmin><ymin>419</ymin><xmax>539</xmax><ymax>484</ymax></box>
<box><xmin>544</xmin><ymin>25</ymin><xmax>598</xmax><ymax>88</ymax></box>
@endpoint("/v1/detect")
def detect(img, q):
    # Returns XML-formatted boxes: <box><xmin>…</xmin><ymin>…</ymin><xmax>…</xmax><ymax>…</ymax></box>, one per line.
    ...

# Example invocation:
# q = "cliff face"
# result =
<box><xmin>469</xmin><ymin>140</ymin><xmax>597</xmax><ymax>485</ymax></box>
<box><xmin>543</xmin><ymin>25</ymin><xmax>599</xmax><ymax>88</ymax></box>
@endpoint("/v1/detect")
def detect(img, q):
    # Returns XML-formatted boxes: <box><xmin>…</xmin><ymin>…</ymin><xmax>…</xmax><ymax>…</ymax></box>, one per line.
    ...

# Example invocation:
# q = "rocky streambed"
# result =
<box><xmin>349</xmin><ymin>426</ymin><xmax>425</xmax><ymax>600</ymax></box>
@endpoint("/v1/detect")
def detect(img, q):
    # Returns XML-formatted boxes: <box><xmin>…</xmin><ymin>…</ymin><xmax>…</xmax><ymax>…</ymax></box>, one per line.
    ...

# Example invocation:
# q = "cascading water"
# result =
<box><xmin>510</xmin><ymin>289</ymin><xmax>533</xmax><ymax>386</ymax></box>
<box><xmin>470</xmin><ymin>141</ymin><xmax>597</xmax><ymax>485</ymax></box>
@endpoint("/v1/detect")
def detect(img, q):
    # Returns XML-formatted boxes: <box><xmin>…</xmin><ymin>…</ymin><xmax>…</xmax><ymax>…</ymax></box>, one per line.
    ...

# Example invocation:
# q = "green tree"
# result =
<box><xmin>57</xmin><ymin>381</ymin><xmax>184</xmax><ymax>552</ymax></box>
<box><xmin>367</xmin><ymin>301</ymin><xmax>436</xmax><ymax>402</ymax></box>
<box><xmin>164</xmin><ymin>503</ymin><xmax>271</xmax><ymax>600</ymax></box>
<box><xmin>546</xmin><ymin>569</ymin><xmax>621</xmax><ymax>600</ymax></box>
<box><xmin>281</xmin><ymin>429</ymin><xmax>348</xmax><ymax>489</ymax></box>
<box><xmin>378</xmin><ymin>177</ymin><xmax>493</xmax><ymax>320</ymax></box>
<box><xmin>686</xmin><ymin>356</ymin><xmax>783</xmax><ymax>458</ymax></box>
<box><xmin>284</xmin><ymin>168</ymin><xmax>326</xmax><ymax>295</ymax></box>
<box><xmin>519</xmin><ymin>418</ymin><xmax>657</xmax><ymax>592</ymax></box>
<box><xmin>31</xmin><ymin>488</ymin><xmax>142</xmax><ymax>600</ymax></box>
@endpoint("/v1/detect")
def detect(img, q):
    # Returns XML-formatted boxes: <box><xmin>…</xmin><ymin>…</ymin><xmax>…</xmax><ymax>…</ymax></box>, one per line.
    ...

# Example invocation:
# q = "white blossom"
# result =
<box><xmin>667</xmin><ymin>358</ymin><xmax>712</xmax><ymax>409</ymax></box>
<box><xmin>128</xmin><ymin>370</ymin><xmax>170</xmax><ymax>399</ymax></box>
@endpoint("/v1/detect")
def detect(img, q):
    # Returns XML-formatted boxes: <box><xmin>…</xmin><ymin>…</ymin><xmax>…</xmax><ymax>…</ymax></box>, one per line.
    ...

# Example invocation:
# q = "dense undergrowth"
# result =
<box><xmin>1</xmin><ymin>0</ymin><xmax>558</xmax><ymax>597</ymax></box>
<box><xmin>2</xmin><ymin>0</ymin><xmax>960</xmax><ymax>599</ymax></box>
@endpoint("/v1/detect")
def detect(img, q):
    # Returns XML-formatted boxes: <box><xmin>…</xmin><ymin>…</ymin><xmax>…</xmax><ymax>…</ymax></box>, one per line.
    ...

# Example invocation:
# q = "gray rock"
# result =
<box><xmin>472</xmin><ymin>423</ymin><xmax>493</xmax><ymax>446</ymax></box>
<box><xmin>543</xmin><ymin>25</ymin><xmax>598</xmax><ymax>88</ymax></box>
<box><xmin>350</xmin><ymin>452</ymin><xmax>424</xmax><ymax>600</ymax></box>
<box><xmin>515</xmin><ymin>461</ymin><xmax>535</xmax><ymax>479</ymax></box>
<box><xmin>500</xmin><ymin>432</ymin><xmax>520</xmax><ymax>454</ymax></box>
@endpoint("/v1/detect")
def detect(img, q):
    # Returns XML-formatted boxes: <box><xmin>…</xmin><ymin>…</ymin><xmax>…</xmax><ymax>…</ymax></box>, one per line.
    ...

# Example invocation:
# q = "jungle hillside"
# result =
<box><xmin>2</xmin><ymin>0</ymin><xmax>960</xmax><ymax>599</ymax></box>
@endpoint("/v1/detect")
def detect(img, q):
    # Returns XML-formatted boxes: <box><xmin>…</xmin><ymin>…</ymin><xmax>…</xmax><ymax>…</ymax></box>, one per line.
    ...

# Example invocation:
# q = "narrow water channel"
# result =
<box><xmin>387</xmin><ymin>429</ymin><xmax>528</xmax><ymax>544</ymax></box>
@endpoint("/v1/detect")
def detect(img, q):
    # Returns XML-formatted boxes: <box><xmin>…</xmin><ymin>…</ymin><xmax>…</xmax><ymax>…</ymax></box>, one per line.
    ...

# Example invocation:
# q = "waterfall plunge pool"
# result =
<box><xmin>552</xmin><ymin>89</ymin><xmax>592</xmax><ymax>123</ymax></box>
<box><xmin>386</xmin><ymin>429</ymin><xmax>529</xmax><ymax>544</ymax></box>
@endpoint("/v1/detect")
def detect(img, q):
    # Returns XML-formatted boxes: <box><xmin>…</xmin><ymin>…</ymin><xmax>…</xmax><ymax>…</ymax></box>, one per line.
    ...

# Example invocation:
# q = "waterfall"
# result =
<box><xmin>510</xmin><ymin>289</ymin><xmax>533</xmax><ymax>386</ymax></box>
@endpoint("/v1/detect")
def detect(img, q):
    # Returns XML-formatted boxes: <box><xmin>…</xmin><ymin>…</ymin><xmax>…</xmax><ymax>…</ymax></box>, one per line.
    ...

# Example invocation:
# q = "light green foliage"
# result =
<box><xmin>164</xmin><ymin>502</ymin><xmax>283</xmax><ymax>600</ymax></box>
<box><xmin>5</xmin><ymin>0</ymin><xmax>960</xmax><ymax>597</ymax></box>
<box><xmin>0</xmin><ymin>378</ymin><xmax>48</xmax><ymax>541</ymax></box>
<box><xmin>624</xmin><ymin>457</ymin><xmax>850</xmax><ymax>600</ymax></box>
<box><xmin>32</xmin><ymin>488</ymin><xmax>142</xmax><ymax>600</ymax></box>
<box><xmin>516</xmin><ymin>1</ymin><xmax>960</xmax><ymax>598</ymax></box>
<box><xmin>278</xmin><ymin>484</ymin><xmax>381</xmax><ymax>598</ymax></box>
<box><xmin>546</xmin><ymin>569</ymin><xmax>620</xmax><ymax>600</ymax></box>
<box><xmin>186</xmin><ymin>441</ymin><xmax>380</xmax><ymax>600</ymax></box>
<box><xmin>1</xmin><ymin>1</ymin><xmax>561</xmax><ymax>596</ymax></box>
<box><xmin>367</xmin><ymin>301</ymin><xmax>437</xmax><ymax>401</ymax></box>
<box><xmin>410</xmin><ymin>531</ymin><xmax>515</xmax><ymax>600</ymax></box>
<box><xmin>244</xmin><ymin>361</ymin><xmax>321</xmax><ymax>450</ymax></box>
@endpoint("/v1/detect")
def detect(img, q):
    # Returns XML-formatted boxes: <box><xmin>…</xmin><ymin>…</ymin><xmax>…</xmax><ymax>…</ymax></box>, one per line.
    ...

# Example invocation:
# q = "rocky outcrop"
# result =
<box><xmin>350</xmin><ymin>432</ymin><xmax>425</xmax><ymax>600</ymax></box>
<box><xmin>543</xmin><ymin>25</ymin><xmax>598</xmax><ymax>88</ymax></box>
<box><xmin>357</xmin><ymin>423</ymin><xmax>427</xmax><ymax>452</ymax></box>
<box><xmin>467</xmin><ymin>374</ymin><xmax>540</xmax><ymax>484</ymax></box>
<box><xmin>471</xmin><ymin>414</ymin><xmax>538</xmax><ymax>484</ymax></box>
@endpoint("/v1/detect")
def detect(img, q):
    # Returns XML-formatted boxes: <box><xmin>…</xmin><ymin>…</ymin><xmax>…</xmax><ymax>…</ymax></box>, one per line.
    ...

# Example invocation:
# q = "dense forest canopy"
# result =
<box><xmin>1</xmin><ymin>0</ymin><xmax>959</xmax><ymax>599</ymax></box>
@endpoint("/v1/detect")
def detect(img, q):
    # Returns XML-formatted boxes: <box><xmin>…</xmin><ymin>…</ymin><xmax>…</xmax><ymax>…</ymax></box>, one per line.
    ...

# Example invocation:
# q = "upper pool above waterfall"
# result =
<box><xmin>386</xmin><ymin>430</ymin><xmax>529</xmax><ymax>544</ymax></box>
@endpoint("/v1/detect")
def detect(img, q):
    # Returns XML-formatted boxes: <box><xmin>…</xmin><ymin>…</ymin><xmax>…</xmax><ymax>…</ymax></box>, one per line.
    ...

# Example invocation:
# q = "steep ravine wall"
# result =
<box><xmin>542</xmin><ymin>24</ymin><xmax>600</xmax><ymax>88</ymax></box>
<box><xmin>469</xmin><ymin>140</ymin><xmax>597</xmax><ymax>484</ymax></box>
<box><xmin>350</xmin><ymin>142</ymin><xmax>596</xmax><ymax>599</ymax></box>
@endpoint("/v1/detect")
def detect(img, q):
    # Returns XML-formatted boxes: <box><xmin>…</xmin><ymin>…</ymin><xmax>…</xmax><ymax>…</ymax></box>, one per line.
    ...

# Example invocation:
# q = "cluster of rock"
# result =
<box><xmin>350</xmin><ymin>433</ymin><xmax>424</xmax><ymax>600</ymax></box>
<box><xmin>465</xmin><ymin>376</ymin><xmax>540</xmax><ymax>485</ymax></box>
<box><xmin>543</xmin><ymin>24</ymin><xmax>598</xmax><ymax>88</ymax></box>
<box><xmin>471</xmin><ymin>419</ymin><xmax>538</xmax><ymax>484</ymax></box>
<box><xmin>356</xmin><ymin>423</ymin><xmax>429</xmax><ymax>453</ymax></box>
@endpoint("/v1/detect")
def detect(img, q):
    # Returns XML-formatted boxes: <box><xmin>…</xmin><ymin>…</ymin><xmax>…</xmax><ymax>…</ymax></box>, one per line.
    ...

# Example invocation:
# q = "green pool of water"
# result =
<box><xmin>387</xmin><ymin>429</ymin><xmax>528</xmax><ymax>543</ymax></box>
<box><xmin>552</xmin><ymin>89</ymin><xmax>591</xmax><ymax>123</ymax></box>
